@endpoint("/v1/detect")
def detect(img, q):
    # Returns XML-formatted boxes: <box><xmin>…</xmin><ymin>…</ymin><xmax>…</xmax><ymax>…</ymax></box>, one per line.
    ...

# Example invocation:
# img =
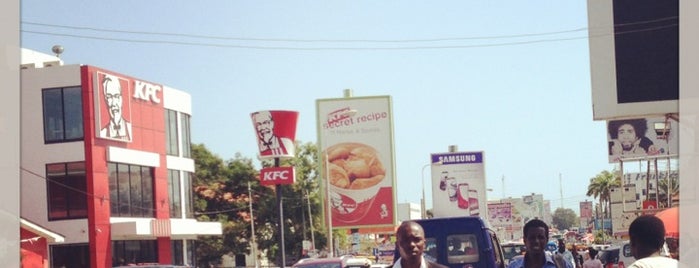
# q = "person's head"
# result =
<box><xmin>608</xmin><ymin>119</ymin><xmax>648</xmax><ymax>150</ymax></box>
<box><xmin>103</xmin><ymin>74</ymin><xmax>123</xmax><ymax>122</ymax></box>
<box><xmin>252</xmin><ymin>111</ymin><xmax>275</xmax><ymax>142</ymax></box>
<box><xmin>396</xmin><ymin>221</ymin><xmax>426</xmax><ymax>264</ymax></box>
<box><xmin>449</xmin><ymin>237</ymin><xmax>462</xmax><ymax>250</ymax></box>
<box><xmin>522</xmin><ymin>219</ymin><xmax>549</xmax><ymax>256</ymax></box>
<box><xmin>628</xmin><ymin>215</ymin><xmax>666</xmax><ymax>259</ymax></box>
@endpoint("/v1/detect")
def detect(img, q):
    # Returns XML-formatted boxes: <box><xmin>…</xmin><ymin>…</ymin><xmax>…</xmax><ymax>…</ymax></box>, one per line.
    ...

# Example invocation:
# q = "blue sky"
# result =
<box><xmin>20</xmin><ymin>1</ymin><xmax>616</xmax><ymax>214</ymax></box>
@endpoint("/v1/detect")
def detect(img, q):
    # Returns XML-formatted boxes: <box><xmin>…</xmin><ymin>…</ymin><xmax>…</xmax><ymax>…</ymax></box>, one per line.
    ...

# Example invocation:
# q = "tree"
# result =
<box><xmin>192</xmin><ymin>144</ymin><xmax>268</xmax><ymax>267</ymax></box>
<box><xmin>551</xmin><ymin>208</ymin><xmax>577</xmax><ymax>231</ymax></box>
<box><xmin>586</xmin><ymin>170</ymin><xmax>620</xmax><ymax>220</ymax></box>
<box><xmin>192</xmin><ymin>142</ymin><xmax>327</xmax><ymax>267</ymax></box>
<box><xmin>657</xmin><ymin>173</ymin><xmax>679</xmax><ymax>208</ymax></box>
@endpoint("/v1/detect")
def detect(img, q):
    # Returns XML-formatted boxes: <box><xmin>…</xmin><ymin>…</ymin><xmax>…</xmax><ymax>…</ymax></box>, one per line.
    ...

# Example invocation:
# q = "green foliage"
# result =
<box><xmin>192</xmin><ymin>142</ymin><xmax>327</xmax><ymax>267</ymax></box>
<box><xmin>586</xmin><ymin>170</ymin><xmax>620</xmax><ymax>219</ymax></box>
<box><xmin>593</xmin><ymin>229</ymin><xmax>611</xmax><ymax>244</ymax></box>
<box><xmin>551</xmin><ymin>208</ymin><xmax>578</xmax><ymax>230</ymax></box>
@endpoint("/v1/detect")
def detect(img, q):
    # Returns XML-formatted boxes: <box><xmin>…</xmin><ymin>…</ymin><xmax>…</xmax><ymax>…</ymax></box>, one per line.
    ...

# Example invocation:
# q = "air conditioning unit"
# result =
<box><xmin>43</xmin><ymin>60</ymin><xmax>61</xmax><ymax>67</ymax></box>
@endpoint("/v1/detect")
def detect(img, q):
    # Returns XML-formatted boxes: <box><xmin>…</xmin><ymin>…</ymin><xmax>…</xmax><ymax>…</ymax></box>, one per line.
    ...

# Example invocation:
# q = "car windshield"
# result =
<box><xmin>502</xmin><ymin>244</ymin><xmax>525</xmax><ymax>260</ymax></box>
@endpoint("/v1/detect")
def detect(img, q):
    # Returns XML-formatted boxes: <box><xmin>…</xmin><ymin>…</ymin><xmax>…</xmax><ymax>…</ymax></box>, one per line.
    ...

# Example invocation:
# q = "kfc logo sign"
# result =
<box><xmin>260</xmin><ymin>166</ymin><xmax>295</xmax><ymax>186</ymax></box>
<box><xmin>133</xmin><ymin>80</ymin><xmax>162</xmax><ymax>104</ymax></box>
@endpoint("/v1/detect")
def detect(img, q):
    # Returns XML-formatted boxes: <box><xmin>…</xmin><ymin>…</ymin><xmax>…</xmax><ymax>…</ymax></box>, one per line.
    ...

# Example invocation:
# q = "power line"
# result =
<box><xmin>21</xmin><ymin>20</ymin><xmax>588</xmax><ymax>43</ymax></box>
<box><xmin>19</xmin><ymin>18</ymin><xmax>676</xmax><ymax>50</ymax></box>
<box><xmin>21</xmin><ymin>15</ymin><xmax>676</xmax><ymax>43</ymax></box>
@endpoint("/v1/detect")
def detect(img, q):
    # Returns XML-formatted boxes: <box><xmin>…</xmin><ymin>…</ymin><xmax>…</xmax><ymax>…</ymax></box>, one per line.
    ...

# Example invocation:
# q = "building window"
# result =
<box><xmin>165</xmin><ymin>109</ymin><xmax>179</xmax><ymax>156</ymax></box>
<box><xmin>46</xmin><ymin>162</ymin><xmax>87</xmax><ymax>220</ymax></box>
<box><xmin>109</xmin><ymin>163</ymin><xmax>154</xmax><ymax>218</ymax></box>
<box><xmin>168</xmin><ymin>170</ymin><xmax>194</xmax><ymax>218</ymax></box>
<box><xmin>42</xmin><ymin>87</ymin><xmax>83</xmax><ymax>143</ymax></box>
<box><xmin>112</xmin><ymin>240</ymin><xmax>158</xmax><ymax>266</ymax></box>
<box><xmin>184</xmin><ymin>172</ymin><xmax>194</xmax><ymax>218</ymax></box>
<box><xmin>168</xmin><ymin>169</ymin><xmax>182</xmax><ymax>218</ymax></box>
<box><xmin>171</xmin><ymin>240</ymin><xmax>197</xmax><ymax>266</ymax></box>
<box><xmin>51</xmin><ymin>243</ymin><xmax>90</xmax><ymax>268</ymax></box>
<box><xmin>181</xmin><ymin>114</ymin><xmax>192</xmax><ymax>158</ymax></box>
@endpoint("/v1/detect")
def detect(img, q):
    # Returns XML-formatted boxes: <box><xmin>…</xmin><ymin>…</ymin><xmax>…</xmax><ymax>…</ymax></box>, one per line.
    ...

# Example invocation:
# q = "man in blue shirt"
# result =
<box><xmin>507</xmin><ymin>219</ymin><xmax>569</xmax><ymax>268</ymax></box>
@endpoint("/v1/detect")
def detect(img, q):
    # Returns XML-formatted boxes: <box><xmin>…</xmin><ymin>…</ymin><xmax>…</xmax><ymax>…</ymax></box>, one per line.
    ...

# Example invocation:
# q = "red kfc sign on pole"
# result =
<box><xmin>251</xmin><ymin>110</ymin><xmax>299</xmax><ymax>159</ymax></box>
<box><xmin>260</xmin><ymin>166</ymin><xmax>296</xmax><ymax>186</ymax></box>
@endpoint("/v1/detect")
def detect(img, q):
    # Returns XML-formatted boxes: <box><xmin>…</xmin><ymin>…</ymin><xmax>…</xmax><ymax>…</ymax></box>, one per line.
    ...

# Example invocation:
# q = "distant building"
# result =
<box><xmin>397</xmin><ymin>202</ymin><xmax>421</xmax><ymax>221</ymax></box>
<box><xmin>20</xmin><ymin>49</ymin><xmax>221</xmax><ymax>268</ymax></box>
<box><xmin>487</xmin><ymin>193</ymin><xmax>551</xmax><ymax>241</ymax></box>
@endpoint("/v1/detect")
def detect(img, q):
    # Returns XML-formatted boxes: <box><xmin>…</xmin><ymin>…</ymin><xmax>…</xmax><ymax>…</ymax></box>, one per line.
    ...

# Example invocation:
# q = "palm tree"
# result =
<box><xmin>586</xmin><ymin>170</ymin><xmax>620</xmax><ymax>221</ymax></box>
<box><xmin>657</xmin><ymin>173</ymin><xmax>679</xmax><ymax>208</ymax></box>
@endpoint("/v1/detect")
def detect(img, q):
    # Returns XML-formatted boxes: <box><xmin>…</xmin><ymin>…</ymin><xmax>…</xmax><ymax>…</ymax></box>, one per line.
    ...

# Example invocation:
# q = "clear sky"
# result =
<box><xmin>20</xmin><ymin>1</ymin><xmax>616</xmax><ymax>214</ymax></box>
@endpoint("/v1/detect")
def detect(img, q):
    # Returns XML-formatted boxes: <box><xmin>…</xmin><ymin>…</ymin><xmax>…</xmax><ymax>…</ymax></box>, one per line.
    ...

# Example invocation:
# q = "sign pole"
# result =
<box><xmin>275</xmin><ymin>157</ymin><xmax>286</xmax><ymax>267</ymax></box>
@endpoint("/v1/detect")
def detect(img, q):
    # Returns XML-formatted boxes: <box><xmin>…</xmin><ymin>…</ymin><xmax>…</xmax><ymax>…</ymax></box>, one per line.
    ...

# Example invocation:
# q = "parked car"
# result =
<box><xmin>501</xmin><ymin>241</ymin><xmax>525</xmax><ymax>266</ymax></box>
<box><xmin>292</xmin><ymin>255</ymin><xmax>372</xmax><ymax>268</ymax></box>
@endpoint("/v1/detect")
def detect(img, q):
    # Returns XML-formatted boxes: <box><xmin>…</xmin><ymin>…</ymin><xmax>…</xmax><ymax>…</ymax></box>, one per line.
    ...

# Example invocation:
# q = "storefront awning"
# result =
<box><xmin>20</xmin><ymin>218</ymin><xmax>65</xmax><ymax>243</ymax></box>
<box><xmin>111</xmin><ymin>218</ymin><xmax>222</xmax><ymax>240</ymax></box>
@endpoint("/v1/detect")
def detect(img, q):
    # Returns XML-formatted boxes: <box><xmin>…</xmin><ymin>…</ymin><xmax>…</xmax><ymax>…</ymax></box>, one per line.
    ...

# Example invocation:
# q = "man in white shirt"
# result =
<box><xmin>392</xmin><ymin>221</ymin><xmax>446</xmax><ymax>268</ymax></box>
<box><xmin>627</xmin><ymin>215</ymin><xmax>680</xmax><ymax>268</ymax></box>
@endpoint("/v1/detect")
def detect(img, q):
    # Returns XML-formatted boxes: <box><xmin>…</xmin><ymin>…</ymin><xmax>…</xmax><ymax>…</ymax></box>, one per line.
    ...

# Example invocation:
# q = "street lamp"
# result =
<box><xmin>421</xmin><ymin>161</ymin><xmax>442</xmax><ymax>219</ymax></box>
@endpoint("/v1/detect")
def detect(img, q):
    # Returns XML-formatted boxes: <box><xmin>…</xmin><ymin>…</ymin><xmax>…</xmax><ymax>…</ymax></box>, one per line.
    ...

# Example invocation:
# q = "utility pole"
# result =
<box><xmin>248</xmin><ymin>182</ymin><xmax>259</xmax><ymax>268</ymax></box>
<box><xmin>501</xmin><ymin>175</ymin><xmax>505</xmax><ymax>199</ymax></box>
<box><xmin>559</xmin><ymin>173</ymin><xmax>563</xmax><ymax>209</ymax></box>
<box><xmin>306</xmin><ymin>189</ymin><xmax>316</xmax><ymax>252</ymax></box>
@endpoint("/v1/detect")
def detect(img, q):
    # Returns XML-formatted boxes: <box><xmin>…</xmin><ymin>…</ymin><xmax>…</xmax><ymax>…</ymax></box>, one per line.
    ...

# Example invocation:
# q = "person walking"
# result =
<box><xmin>507</xmin><ymin>219</ymin><xmax>571</xmax><ymax>268</ymax></box>
<box><xmin>627</xmin><ymin>215</ymin><xmax>680</xmax><ymax>268</ymax></box>
<box><xmin>582</xmin><ymin>248</ymin><xmax>602</xmax><ymax>268</ymax></box>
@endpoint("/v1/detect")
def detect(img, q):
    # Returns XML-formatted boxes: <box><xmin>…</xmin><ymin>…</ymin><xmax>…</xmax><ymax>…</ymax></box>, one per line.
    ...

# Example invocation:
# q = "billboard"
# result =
<box><xmin>430</xmin><ymin>152</ymin><xmax>486</xmax><ymax>218</ymax></box>
<box><xmin>251</xmin><ymin>110</ymin><xmax>299</xmax><ymax>159</ymax></box>
<box><xmin>487</xmin><ymin>202</ymin><xmax>512</xmax><ymax>227</ymax></box>
<box><xmin>316</xmin><ymin>96</ymin><xmax>395</xmax><ymax>228</ymax></box>
<box><xmin>588</xmin><ymin>0</ymin><xmax>679</xmax><ymax>120</ymax></box>
<box><xmin>606</xmin><ymin>116</ymin><xmax>678</xmax><ymax>163</ymax></box>
<box><xmin>580</xmin><ymin>201</ymin><xmax>593</xmax><ymax>219</ymax></box>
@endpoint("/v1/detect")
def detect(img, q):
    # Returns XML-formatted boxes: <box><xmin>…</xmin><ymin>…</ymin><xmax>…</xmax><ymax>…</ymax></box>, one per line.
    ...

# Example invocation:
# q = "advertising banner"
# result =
<box><xmin>316</xmin><ymin>96</ymin><xmax>395</xmax><ymax>228</ymax></box>
<box><xmin>579</xmin><ymin>201</ymin><xmax>593</xmax><ymax>218</ymax></box>
<box><xmin>606</xmin><ymin>116</ymin><xmax>679</xmax><ymax>163</ymax></box>
<box><xmin>430</xmin><ymin>152</ymin><xmax>486</xmax><ymax>218</ymax></box>
<box><xmin>251</xmin><ymin>110</ymin><xmax>299</xmax><ymax>159</ymax></box>
<box><xmin>487</xmin><ymin>202</ymin><xmax>512</xmax><ymax>227</ymax></box>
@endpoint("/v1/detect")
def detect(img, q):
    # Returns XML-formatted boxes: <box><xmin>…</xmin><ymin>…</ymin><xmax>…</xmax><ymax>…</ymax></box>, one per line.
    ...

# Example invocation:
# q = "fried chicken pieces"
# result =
<box><xmin>324</xmin><ymin>143</ymin><xmax>385</xmax><ymax>189</ymax></box>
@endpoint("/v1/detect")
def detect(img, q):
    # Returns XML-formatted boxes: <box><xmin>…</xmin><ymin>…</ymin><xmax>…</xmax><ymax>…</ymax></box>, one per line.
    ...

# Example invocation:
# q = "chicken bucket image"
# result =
<box><xmin>323</xmin><ymin>142</ymin><xmax>389</xmax><ymax>223</ymax></box>
<box><xmin>251</xmin><ymin>110</ymin><xmax>299</xmax><ymax>159</ymax></box>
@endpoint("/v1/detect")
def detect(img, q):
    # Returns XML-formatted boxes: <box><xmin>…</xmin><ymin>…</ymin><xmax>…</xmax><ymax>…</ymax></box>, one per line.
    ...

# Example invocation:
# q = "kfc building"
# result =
<box><xmin>20</xmin><ymin>49</ymin><xmax>221</xmax><ymax>267</ymax></box>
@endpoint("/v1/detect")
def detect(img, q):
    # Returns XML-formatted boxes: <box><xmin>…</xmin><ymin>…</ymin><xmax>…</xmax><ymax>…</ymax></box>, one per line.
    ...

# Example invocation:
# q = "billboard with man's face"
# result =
<box><xmin>251</xmin><ymin>110</ymin><xmax>299</xmax><ymax>159</ymax></box>
<box><xmin>606</xmin><ymin>116</ymin><xmax>679</xmax><ymax>163</ymax></box>
<box><xmin>316</xmin><ymin>96</ymin><xmax>395</xmax><ymax>228</ymax></box>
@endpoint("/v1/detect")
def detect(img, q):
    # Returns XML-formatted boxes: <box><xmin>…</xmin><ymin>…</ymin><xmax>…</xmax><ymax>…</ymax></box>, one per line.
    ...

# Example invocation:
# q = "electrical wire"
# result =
<box><xmin>19</xmin><ymin>17</ymin><xmax>677</xmax><ymax>50</ymax></box>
